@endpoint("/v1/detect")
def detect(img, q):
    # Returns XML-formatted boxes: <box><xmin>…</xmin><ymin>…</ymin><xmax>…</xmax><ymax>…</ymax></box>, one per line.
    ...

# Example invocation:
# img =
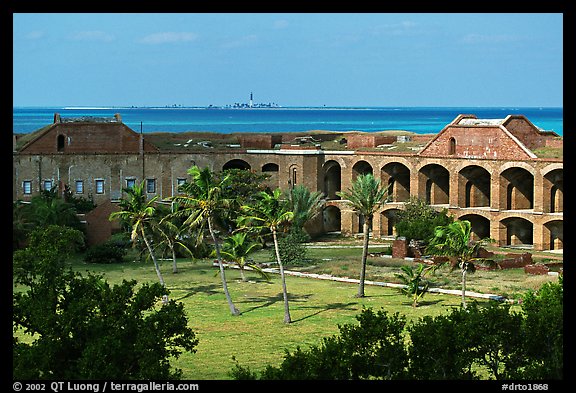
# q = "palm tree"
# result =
<box><xmin>109</xmin><ymin>181</ymin><xmax>165</xmax><ymax>287</ymax></box>
<box><xmin>218</xmin><ymin>232</ymin><xmax>266</xmax><ymax>282</ymax></box>
<box><xmin>285</xmin><ymin>184</ymin><xmax>324</xmax><ymax>238</ymax></box>
<box><xmin>240</xmin><ymin>189</ymin><xmax>294</xmax><ymax>323</ymax></box>
<box><xmin>337</xmin><ymin>173</ymin><xmax>388</xmax><ymax>298</ymax></box>
<box><xmin>156</xmin><ymin>204</ymin><xmax>193</xmax><ymax>274</ymax></box>
<box><xmin>426</xmin><ymin>220</ymin><xmax>494</xmax><ymax>308</ymax></box>
<box><xmin>170</xmin><ymin>166</ymin><xmax>241</xmax><ymax>316</ymax></box>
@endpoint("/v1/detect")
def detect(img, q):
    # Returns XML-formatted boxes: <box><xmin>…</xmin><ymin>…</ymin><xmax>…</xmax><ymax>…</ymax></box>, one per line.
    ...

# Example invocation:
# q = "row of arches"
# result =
<box><xmin>324</xmin><ymin>160</ymin><xmax>563</xmax><ymax>213</ymax></box>
<box><xmin>322</xmin><ymin>205</ymin><xmax>563</xmax><ymax>250</ymax></box>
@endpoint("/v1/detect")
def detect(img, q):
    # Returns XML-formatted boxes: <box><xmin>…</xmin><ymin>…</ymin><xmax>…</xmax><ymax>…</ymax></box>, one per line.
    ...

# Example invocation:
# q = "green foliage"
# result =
<box><xmin>13</xmin><ymin>226</ymin><xmax>198</xmax><ymax>380</ymax></box>
<box><xmin>232</xmin><ymin>307</ymin><xmax>408</xmax><ymax>379</ymax></box>
<box><xmin>272</xmin><ymin>228</ymin><xmax>309</xmax><ymax>266</ymax></box>
<box><xmin>285</xmin><ymin>184</ymin><xmax>324</xmax><ymax>234</ymax></box>
<box><xmin>394</xmin><ymin>196</ymin><xmax>453</xmax><ymax>243</ymax></box>
<box><xmin>232</xmin><ymin>279</ymin><xmax>563</xmax><ymax>380</ymax></box>
<box><xmin>84</xmin><ymin>241</ymin><xmax>128</xmax><ymax>264</ymax></box>
<box><xmin>394</xmin><ymin>263</ymin><xmax>434</xmax><ymax>307</ymax></box>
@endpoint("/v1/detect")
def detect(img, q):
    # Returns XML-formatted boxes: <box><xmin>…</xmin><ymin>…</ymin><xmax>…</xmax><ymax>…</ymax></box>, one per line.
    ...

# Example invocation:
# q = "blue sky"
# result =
<box><xmin>13</xmin><ymin>13</ymin><xmax>563</xmax><ymax>107</ymax></box>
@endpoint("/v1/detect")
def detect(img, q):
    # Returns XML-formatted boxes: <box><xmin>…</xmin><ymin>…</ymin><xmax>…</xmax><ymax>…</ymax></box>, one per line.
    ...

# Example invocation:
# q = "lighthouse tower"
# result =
<box><xmin>249</xmin><ymin>92</ymin><xmax>253</xmax><ymax>108</ymax></box>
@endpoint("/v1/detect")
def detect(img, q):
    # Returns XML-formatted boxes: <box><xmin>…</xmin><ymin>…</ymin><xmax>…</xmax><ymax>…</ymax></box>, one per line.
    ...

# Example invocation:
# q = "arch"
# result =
<box><xmin>418</xmin><ymin>163</ymin><xmax>449</xmax><ymax>205</ymax></box>
<box><xmin>262</xmin><ymin>163</ymin><xmax>279</xmax><ymax>172</ymax></box>
<box><xmin>543</xmin><ymin>168</ymin><xmax>563</xmax><ymax>213</ymax></box>
<box><xmin>380</xmin><ymin>208</ymin><xmax>402</xmax><ymax>237</ymax></box>
<box><xmin>458</xmin><ymin>165</ymin><xmax>491</xmax><ymax>208</ymax></box>
<box><xmin>223</xmin><ymin>159</ymin><xmax>251</xmax><ymax>171</ymax></box>
<box><xmin>57</xmin><ymin>134</ymin><xmax>66</xmax><ymax>152</ymax></box>
<box><xmin>381</xmin><ymin>162</ymin><xmax>410</xmax><ymax>202</ymax></box>
<box><xmin>459</xmin><ymin>214</ymin><xmax>490</xmax><ymax>241</ymax></box>
<box><xmin>543</xmin><ymin>220</ymin><xmax>563</xmax><ymax>250</ymax></box>
<box><xmin>323</xmin><ymin>205</ymin><xmax>341</xmax><ymax>233</ymax></box>
<box><xmin>352</xmin><ymin>160</ymin><xmax>373</xmax><ymax>180</ymax></box>
<box><xmin>501</xmin><ymin>217</ymin><xmax>533</xmax><ymax>246</ymax></box>
<box><xmin>449</xmin><ymin>137</ymin><xmax>456</xmax><ymax>155</ymax></box>
<box><xmin>323</xmin><ymin>160</ymin><xmax>341</xmax><ymax>200</ymax></box>
<box><xmin>500</xmin><ymin>167</ymin><xmax>534</xmax><ymax>210</ymax></box>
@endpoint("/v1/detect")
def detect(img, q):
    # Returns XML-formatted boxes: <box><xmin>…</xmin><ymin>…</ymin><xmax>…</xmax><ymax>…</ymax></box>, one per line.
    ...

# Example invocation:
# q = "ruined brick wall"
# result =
<box><xmin>84</xmin><ymin>200</ymin><xmax>121</xmax><ymax>246</ymax></box>
<box><xmin>239</xmin><ymin>134</ymin><xmax>282</xmax><ymax>149</ymax></box>
<box><xmin>346</xmin><ymin>134</ymin><xmax>396</xmax><ymax>149</ymax></box>
<box><xmin>419</xmin><ymin>126</ymin><xmax>533</xmax><ymax>160</ymax></box>
<box><xmin>19</xmin><ymin>123</ymin><xmax>157</xmax><ymax>154</ymax></box>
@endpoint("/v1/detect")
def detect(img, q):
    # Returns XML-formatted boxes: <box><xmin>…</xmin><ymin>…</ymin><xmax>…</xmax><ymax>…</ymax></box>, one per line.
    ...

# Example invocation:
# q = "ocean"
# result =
<box><xmin>12</xmin><ymin>106</ymin><xmax>563</xmax><ymax>136</ymax></box>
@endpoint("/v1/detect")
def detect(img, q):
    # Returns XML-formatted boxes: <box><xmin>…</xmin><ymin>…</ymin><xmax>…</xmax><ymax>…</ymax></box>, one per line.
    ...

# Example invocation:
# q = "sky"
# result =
<box><xmin>12</xmin><ymin>13</ymin><xmax>563</xmax><ymax>108</ymax></box>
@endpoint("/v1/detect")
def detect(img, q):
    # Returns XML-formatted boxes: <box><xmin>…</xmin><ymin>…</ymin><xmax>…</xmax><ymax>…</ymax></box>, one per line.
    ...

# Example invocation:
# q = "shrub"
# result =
<box><xmin>84</xmin><ymin>241</ymin><xmax>127</xmax><ymax>264</ymax></box>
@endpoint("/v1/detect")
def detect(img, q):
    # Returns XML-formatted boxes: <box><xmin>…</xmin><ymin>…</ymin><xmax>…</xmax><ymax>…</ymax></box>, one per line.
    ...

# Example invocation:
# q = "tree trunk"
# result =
<box><xmin>461</xmin><ymin>261</ymin><xmax>468</xmax><ymax>309</ymax></box>
<box><xmin>141</xmin><ymin>227</ymin><xmax>165</xmax><ymax>287</ymax></box>
<box><xmin>171</xmin><ymin>244</ymin><xmax>178</xmax><ymax>274</ymax></box>
<box><xmin>357</xmin><ymin>217</ymin><xmax>370</xmax><ymax>298</ymax></box>
<box><xmin>272</xmin><ymin>228</ymin><xmax>292</xmax><ymax>324</ymax></box>
<box><xmin>208</xmin><ymin>218</ymin><xmax>241</xmax><ymax>316</ymax></box>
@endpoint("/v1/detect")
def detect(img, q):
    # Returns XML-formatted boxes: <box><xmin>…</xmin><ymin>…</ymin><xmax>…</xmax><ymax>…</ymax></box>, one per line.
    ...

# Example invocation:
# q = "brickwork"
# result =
<box><xmin>13</xmin><ymin>114</ymin><xmax>563</xmax><ymax>249</ymax></box>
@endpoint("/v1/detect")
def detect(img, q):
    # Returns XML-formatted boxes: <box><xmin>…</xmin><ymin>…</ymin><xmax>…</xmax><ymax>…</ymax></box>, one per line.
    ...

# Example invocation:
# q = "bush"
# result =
<box><xmin>272</xmin><ymin>229</ymin><xmax>309</xmax><ymax>266</ymax></box>
<box><xmin>84</xmin><ymin>241</ymin><xmax>127</xmax><ymax>264</ymax></box>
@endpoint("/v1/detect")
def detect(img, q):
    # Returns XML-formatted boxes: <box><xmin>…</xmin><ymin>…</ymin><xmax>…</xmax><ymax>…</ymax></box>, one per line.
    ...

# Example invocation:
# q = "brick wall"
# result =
<box><xmin>420</xmin><ymin>126</ymin><xmax>533</xmax><ymax>160</ymax></box>
<box><xmin>84</xmin><ymin>200</ymin><xmax>122</xmax><ymax>246</ymax></box>
<box><xmin>347</xmin><ymin>134</ymin><xmax>396</xmax><ymax>149</ymax></box>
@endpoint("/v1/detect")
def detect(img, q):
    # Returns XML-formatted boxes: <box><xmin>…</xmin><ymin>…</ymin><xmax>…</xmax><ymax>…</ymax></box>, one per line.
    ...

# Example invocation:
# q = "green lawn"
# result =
<box><xmin>67</xmin><ymin>257</ymin><xmax>467</xmax><ymax>380</ymax></box>
<box><xmin>15</xmin><ymin>239</ymin><xmax>561</xmax><ymax>380</ymax></box>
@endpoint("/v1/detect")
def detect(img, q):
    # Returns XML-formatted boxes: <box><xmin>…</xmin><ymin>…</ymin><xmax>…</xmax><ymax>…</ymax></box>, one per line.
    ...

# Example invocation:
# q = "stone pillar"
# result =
<box><xmin>449</xmin><ymin>170</ymin><xmax>459</xmax><ymax>208</ymax></box>
<box><xmin>533</xmin><ymin>170</ymin><xmax>544</xmax><ymax>213</ymax></box>
<box><xmin>491</xmin><ymin>219</ymin><xmax>507</xmax><ymax>247</ymax></box>
<box><xmin>491</xmin><ymin>171</ymin><xmax>502</xmax><ymax>211</ymax></box>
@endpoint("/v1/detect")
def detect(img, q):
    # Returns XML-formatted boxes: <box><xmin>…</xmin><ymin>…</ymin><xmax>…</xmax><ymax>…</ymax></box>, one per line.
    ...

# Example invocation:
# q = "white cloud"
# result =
<box><xmin>273</xmin><ymin>19</ymin><xmax>289</xmax><ymax>29</ymax></box>
<box><xmin>69</xmin><ymin>30</ymin><xmax>115</xmax><ymax>42</ymax></box>
<box><xmin>460</xmin><ymin>33</ymin><xmax>519</xmax><ymax>44</ymax></box>
<box><xmin>139</xmin><ymin>32</ymin><xmax>198</xmax><ymax>44</ymax></box>
<box><xmin>220</xmin><ymin>34</ymin><xmax>258</xmax><ymax>49</ymax></box>
<box><xmin>24</xmin><ymin>31</ymin><xmax>45</xmax><ymax>40</ymax></box>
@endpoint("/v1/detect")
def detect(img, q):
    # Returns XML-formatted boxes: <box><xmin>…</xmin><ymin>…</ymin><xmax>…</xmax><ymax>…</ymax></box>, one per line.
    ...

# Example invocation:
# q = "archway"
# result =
<box><xmin>419</xmin><ymin>163</ymin><xmax>449</xmax><ymax>205</ymax></box>
<box><xmin>543</xmin><ymin>169</ymin><xmax>563</xmax><ymax>213</ymax></box>
<box><xmin>323</xmin><ymin>160</ymin><xmax>341</xmax><ymax>200</ymax></box>
<box><xmin>352</xmin><ymin>160</ymin><xmax>373</xmax><ymax>180</ymax></box>
<box><xmin>323</xmin><ymin>205</ymin><xmax>341</xmax><ymax>233</ymax></box>
<box><xmin>223</xmin><ymin>159</ymin><xmax>251</xmax><ymax>171</ymax></box>
<box><xmin>459</xmin><ymin>214</ymin><xmax>490</xmax><ymax>241</ymax></box>
<box><xmin>459</xmin><ymin>165</ymin><xmax>491</xmax><ymax>208</ymax></box>
<box><xmin>544</xmin><ymin>220</ymin><xmax>563</xmax><ymax>250</ymax></box>
<box><xmin>381</xmin><ymin>208</ymin><xmax>401</xmax><ymax>237</ymax></box>
<box><xmin>500</xmin><ymin>167</ymin><xmax>533</xmax><ymax>210</ymax></box>
<box><xmin>381</xmin><ymin>162</ymin><xmax>410</xmax><ymax>202</ymax></box>
<box><xmin>501</xmin><ymin>217</ymin><xmax>533</xmax><ymax>246</ymax></box>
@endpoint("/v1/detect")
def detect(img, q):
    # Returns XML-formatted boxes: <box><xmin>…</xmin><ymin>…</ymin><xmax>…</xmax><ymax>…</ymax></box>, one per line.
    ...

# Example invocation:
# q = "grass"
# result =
<box><xmin>14</xmin><ymin>238</ymin><xmax>561</xmax><ymax>380</ymax></box>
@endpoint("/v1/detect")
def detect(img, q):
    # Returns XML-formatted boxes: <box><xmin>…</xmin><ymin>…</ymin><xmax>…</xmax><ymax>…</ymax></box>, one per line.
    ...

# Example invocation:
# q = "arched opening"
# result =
<box><xmin>501</xmin><ymin>217</ymin><xmax>533</xmax><ymax>247</ymax></box>
<box><xmin>381</xmin><ymin>162</ymin><xmax>410</xmax><ymax>202</ymax></box>
<box><xmin>419</xmin><ymin>164</ymin><xmax>449</xmax><ymax>205</ymax></box>
<box><xmin>57</xmin><ymin>134</ymin><xmax>65</xmax><ymax>152</ymax></box>
<box><xmin>544</xmin><ymin>220</ymin><xmax>563</xmax><ymax>250</ymax></box>
<box><xmin>352</xmin><ymin>160</ymin><xmax>373</xmax><ymax>180</ymax></box>
<box><xmin>323</xmin><ymin>160</ymin><xmax>341</xmax><ymax>200</ymax></box>
<box><xmin>223</xmin><ymin>159</ymin><xmax>251</xmax><ymax>171</ymax></box>
<box><xmin>262</xmin><ymin>163</ymin><xmax>279</xmax><ymax>172</ymax></box>
<box><xmin>544</xmin><ymin>169</ymin><xmax>563</xmax><ymax>213</ymax></box>
<box><xmin>459</xmin><ymin>214</ymin><xmax>490</xmax><ymax>241</ymax></box>
<box><xmin>459</xmin><ymin>165</ymin><xmax>491</xmax><ymax>208</ymax></box>
<box><xmin>500</xmin><ymin>167</ymin><xmax>533</xmax><ymax>210</ymax></box>
<box><xmin>381</xmin><ymin>208</ymin><xmax>401</xmax><ymax>237</ymax></box>
<box><xmin>323</xmin><ymin>205</ymin><xmax>341</xmax><ymax>233</ymax></box>
<box><xmin>449</xmin><ymin>137</ymin><xmax>456</xmax><ymax>155</ymax></box>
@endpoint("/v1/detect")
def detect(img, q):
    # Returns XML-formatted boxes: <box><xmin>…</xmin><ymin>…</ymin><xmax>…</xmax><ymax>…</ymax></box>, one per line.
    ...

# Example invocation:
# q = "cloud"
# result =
<box><xmin>24</xmin><ymin>31</ymin><xmax>45</xmax><ymax>40</ymax></box>
<box><xmin>139</xmin><ymin>32</ymin><xmax>198</xmax><ymax>44</ymax></box>
<box><xmin>371</xmin><ymin>21</ymin><xmax>421</xmax><ymax>36</ymax></box>
<box><xmin>69</xmin><ymin>30</ymin><xmax>115</xmax><ymax>42</ymax></box>
<box><xmin>460</xmin><ymin>33</ymin><xmax>520</xmax><ymax>44</ymax></box>
<box><xmin>220</xmin><ymin>34</ymin><xmax>258</xmax><ymax>49</ymax></box>
<box><xmin>273</xmin><ymin>19</ymin><xmax>289</xmax><ymax>29</ymax></box>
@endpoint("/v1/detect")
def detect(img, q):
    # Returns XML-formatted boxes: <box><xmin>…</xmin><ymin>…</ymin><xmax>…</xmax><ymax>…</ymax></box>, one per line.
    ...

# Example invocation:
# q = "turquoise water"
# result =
<box><xmin>12</xmin><ymin>106</ymin><xmax>563</xmax><ymax>136</ymax></box>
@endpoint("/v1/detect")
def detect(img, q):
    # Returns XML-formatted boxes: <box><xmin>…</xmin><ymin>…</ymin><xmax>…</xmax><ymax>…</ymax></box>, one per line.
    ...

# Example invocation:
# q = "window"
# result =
<box><xmin>57</xmin><ymin>134</ymin><xmax>65</xmax><ymax>152</ymax></box>
<box><xmin>95</xmin><ymin>179</ymin><xmax>105</xmax><ymax>194</ymax></box>
<box><xmin>177</xmin><ymin>178</ymin><xmax>186</xmax><ymax>187</ymax></box>
<box><xmin>75</xmin><ymin>180</ymin><xmax>84</xmax><ymax>194</ymax></box>
<box><xmin>43</xmin><ymin>180</ymin><xmax>53</xmax><ymax>191</ymax></box>
<box><xmin>23</xmin><ymin>180</ymin><xmax>32</xmax><ymax>195</ymax></box>
<box><xmin>146</xmin><ymin>179</ymin><xmax>156</xmax><ymax>193</ymax></box>
<box><xmin>126</xmin><ymin>178</ymin><xmax>136</xmax><ymax>189</ymax></box>
<box><xmin>449</xmin><ymin>137</ymin><xmax>456</xmax><ymax>155</ymax></box>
